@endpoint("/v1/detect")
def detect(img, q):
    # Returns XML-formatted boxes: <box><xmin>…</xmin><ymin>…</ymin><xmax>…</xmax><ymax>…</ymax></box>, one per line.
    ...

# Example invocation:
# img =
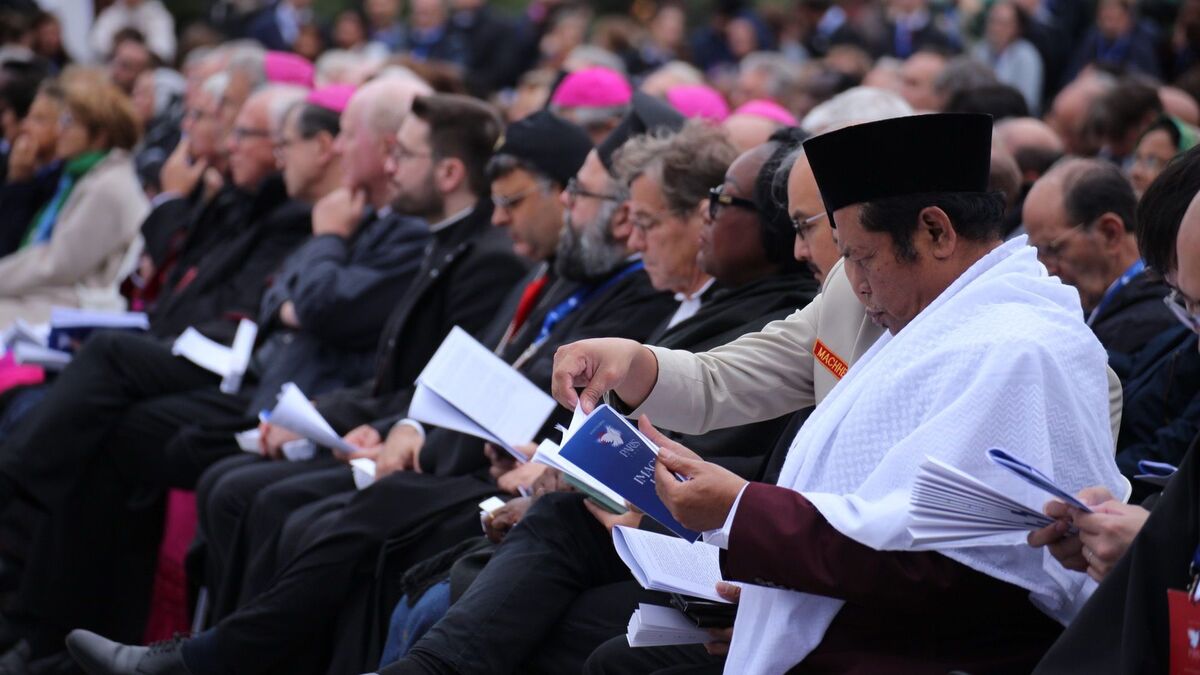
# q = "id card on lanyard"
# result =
<box><xmin>1168</xmin><ymin>544</ymin><xmax>1200</xmax><ymax>674</ymax></box>
<box><xmin>1087</xmin><ymin>259</ymin><xmax>1145</xmax><ymax>326</ymax></box>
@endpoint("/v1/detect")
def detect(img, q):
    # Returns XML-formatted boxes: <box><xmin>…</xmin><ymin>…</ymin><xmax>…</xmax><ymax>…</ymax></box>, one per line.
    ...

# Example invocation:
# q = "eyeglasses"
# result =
<box><xmin>707</xmin><ymin>186</ymin><xmax>758</xmax><ymax>221</ymax></box>
<box><xmin>231</xmin><ymin>126</ymin><xmax>272</xmax><ymax>143</ymax></box>
<box><xmin>565</xmin><ymin>177</ymin><xmax>620</xmax><ymax>204</ymax></box>
<box><xmin>1034</xmin><ymin>222</ymin><xmax>1087</xmax><ymax>264</ymax></box>
<box><xmin>1165</xmin><ymin>289</ymin><xmax>1200</xmax><ymax>334</ymax></box>
<box><xmin>389</xmin><ymin>143</ymin><xmax>432</xmax><ymax>165</ymax></box>
<box><xmin>630</xmin><ymin>209</ymin><xmax>667</xmax><ymax>233</ymax></box>
<box><xmin>273</xmin><ymin>136</ymin><xmax>300</xmax><ymax>161</ymax></box>
<box><xmin>492</xmin><ymin>185</ymin><xmax>538</xmax><ymax>212</ymax></box>
<box><xmin>792</xmin><ymin>211</ymin><xmax>828</xmax><ymax>240</ymax></box>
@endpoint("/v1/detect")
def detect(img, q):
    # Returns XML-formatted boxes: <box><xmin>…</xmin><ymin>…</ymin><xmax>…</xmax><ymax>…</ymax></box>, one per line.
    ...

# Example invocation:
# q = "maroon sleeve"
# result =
<box><xmin>722</xmin><ymin>482</ymin><xmax>1018</xmax><ymax>611</ymax></box>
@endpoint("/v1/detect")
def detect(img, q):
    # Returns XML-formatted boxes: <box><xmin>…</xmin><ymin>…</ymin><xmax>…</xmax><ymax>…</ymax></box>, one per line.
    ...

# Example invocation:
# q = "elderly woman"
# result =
<box><xmin>0</xmin><ymin>68</ymin><xmax>148</xmax><ymax>327</ymax></box>
<box><xmin>1127</xmin><ymin>115</ymin><xmax>1199</xmax><ymax>197</ymax></box>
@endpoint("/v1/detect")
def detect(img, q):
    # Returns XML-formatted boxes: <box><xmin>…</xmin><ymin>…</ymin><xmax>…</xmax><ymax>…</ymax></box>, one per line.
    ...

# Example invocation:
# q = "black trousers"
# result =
<box><xmin>584</xmin><ymin>637</ymin><xmax>722</xmax><ymax>674</ymax></box>
<box><xmin>389</xmin><ymin>492</ymin><xmax>662</xmax><ymax>675</ymax></box>
<box><xmin>201</xmin><ymin>470</ymin><xmax>500</xmax><ymax>675</ymax></box>
<box><xmin>0</xmin><ymin>331</ymin><xmax>251</xmax><ymax>647</ymax></box>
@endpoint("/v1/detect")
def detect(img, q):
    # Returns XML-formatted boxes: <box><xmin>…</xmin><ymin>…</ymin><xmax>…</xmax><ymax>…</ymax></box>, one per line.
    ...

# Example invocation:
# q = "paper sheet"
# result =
<box><xmin>350</xmin><ymin>458</ymin><xmax>376</xmax><ymax>490</ymax></box>
<box><xmin>261</xmin><ymin>382</ymin><xmax>362</xmax><ymax>455</ymax></box>
<box><xmin>409</xmin><ymin>326</ymin><xmax>555</xmax><ymax>457</ymax></box>
<box><xmin>613</xmin><ymin>526</ymin><xmax>726</xmax><ymax>603</ymax></box>
<box><xmin>626</xmin><ymin>604</ymin><xmax>711</xmax><ymax>647</ymax></box>
<box><xmin>48</xmin><ymin>307</ymin><xmax>149</xmax><ymax>330</ymax></box>
<box><xmin>171</xmin><ymin>320</ymin><xmax>257</xmax><ymax>391</ymax></box>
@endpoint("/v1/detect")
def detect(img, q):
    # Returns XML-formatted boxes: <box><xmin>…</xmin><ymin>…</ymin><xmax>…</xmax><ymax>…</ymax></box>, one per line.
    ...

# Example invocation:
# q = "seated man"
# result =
<box><xmin>555</xmin><ymin>114</ymin><xmax>1127</xmax><ymax>673</ymax></box>
<box><xmin>1023</xmin><ymin>157</ymin><xmax>1176</xmax><ymax>354</ymax></box>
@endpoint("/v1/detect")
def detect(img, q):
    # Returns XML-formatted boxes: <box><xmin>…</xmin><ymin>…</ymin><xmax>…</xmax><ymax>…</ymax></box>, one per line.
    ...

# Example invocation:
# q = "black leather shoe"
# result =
<box><xmin>63</xmin><ymin>632</ymin><xmax>191</xmax><ymax>675</ymax></box>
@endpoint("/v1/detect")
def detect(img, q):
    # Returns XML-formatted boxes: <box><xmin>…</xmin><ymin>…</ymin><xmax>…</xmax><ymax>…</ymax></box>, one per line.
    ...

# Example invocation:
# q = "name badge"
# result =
<box><xmin>813</xmin><ymin>339</ymin><xmax>848</xmax><ymax>379</ymax></box>
<box><xmin>1169</xmin><ymin>588</ymin><xmax>1200</xmax><ymax>674</ymax></box>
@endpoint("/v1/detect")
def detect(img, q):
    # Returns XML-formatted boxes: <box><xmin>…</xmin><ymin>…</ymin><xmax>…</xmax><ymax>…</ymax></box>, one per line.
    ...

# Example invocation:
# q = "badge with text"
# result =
<box><xmin>1169</xmin><ymin>588</ymin><xmax>1200</xmax><ymax>674</ymax></box>
<box><xmin>813</xmin><ymin>339</ymin><xmax>848</xmax><ymax>379</ymax></box>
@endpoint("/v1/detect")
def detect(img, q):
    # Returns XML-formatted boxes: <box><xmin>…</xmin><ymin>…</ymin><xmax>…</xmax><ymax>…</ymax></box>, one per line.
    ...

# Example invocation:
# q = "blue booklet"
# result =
<box><xmin>557</xmin><ymin>405</ymin><xmax>700</xmax><ymax>542</ymax></box>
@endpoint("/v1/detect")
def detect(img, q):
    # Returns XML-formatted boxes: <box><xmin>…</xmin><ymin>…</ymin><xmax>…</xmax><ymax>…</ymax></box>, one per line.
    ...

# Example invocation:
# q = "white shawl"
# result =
<box><xmin>725</xmin><ymin>237</ymin><xmax>1128</xmax><ymax>673</ymax></box>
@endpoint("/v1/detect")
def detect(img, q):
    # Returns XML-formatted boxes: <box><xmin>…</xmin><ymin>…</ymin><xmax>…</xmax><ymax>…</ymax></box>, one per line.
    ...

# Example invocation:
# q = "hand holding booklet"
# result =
<box><xmin>408</xmin><ymin>327</ymin><xmax>556</xmax><ymax>461</ymax></box>
<box><xmin>612</xmin><ymin>526</ymin><xmax>727</xmax><ymax>602</ymax></box>
<box><xmin>533</xmin><ymin>405</ymin><xmax>699</xmax><ymax>541</ymax></box>
<box><xmin>260</xmin><ymin>382</ymin><xmax>362</xmax><ymax>456</ymax></box>
<box><xmin>908</xmin><ymin>448</ymin><xmax>1093</xmax><ymax>546</ymax></box>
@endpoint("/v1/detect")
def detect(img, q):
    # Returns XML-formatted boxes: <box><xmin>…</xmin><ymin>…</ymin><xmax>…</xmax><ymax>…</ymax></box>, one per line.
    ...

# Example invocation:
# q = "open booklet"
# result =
<box><xmin>533</xmin><ymin>405</ymin><xmax>699</xmax><ymax>541</ymax></box>
<box><xmin>408</xmin><ymin>326</ymin><xmax>556</xmax><ymax>461</ymax></box>
<box><xmin>3</xmin><ymin>309</ymin><xmax>149</xmax><ymax>371</ymax></box>
<box><xmin>613</xmin><ymin>525</ymin><xmax>727</xmax><ymax>602</ymax></box>
<box><xmin>626</xmin><ymin>604</ymin><xmax>712</xmax><ymax>648</ymax></box>
<box><xmin>907</xmin><ymin>449</ymin><xmax>1094</xmax><ymax>546</ymax></box>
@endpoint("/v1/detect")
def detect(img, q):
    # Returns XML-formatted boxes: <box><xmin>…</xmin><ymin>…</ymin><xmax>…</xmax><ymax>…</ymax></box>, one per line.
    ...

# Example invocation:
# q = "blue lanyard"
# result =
<box><xmin>533</xmin><ymin>261</ymin><xmax>644</xmax><ymax>345</ymax></box>
<box><xmin>1087</xmin><ymin>259</ymin><xmax>1145</xmax><ymax>326</ymax></box>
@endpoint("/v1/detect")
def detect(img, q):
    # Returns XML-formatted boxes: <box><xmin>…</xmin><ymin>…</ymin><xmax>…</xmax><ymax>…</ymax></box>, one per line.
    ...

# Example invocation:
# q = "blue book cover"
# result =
<box><xmin>557</xmin><ymin>405</ymin><xmax>700</xmax><ymax>541</ymax></box>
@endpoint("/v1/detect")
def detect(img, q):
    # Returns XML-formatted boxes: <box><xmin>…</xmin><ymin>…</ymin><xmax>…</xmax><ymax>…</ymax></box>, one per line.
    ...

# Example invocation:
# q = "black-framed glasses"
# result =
<box><xmin>1165</xmin><ymin>289</ymin><xmax>1200</xmax><ymax>334</ymax></box>
<box><xmin>707</xmin><ymin>186</ymin><xmax>757</xmax><ymax>221</ymax></box>
<box><xmin>792</xmin><ymin>211</ymin><xmax>828</xmax><ymax>240</ymax></box>
<box><xmin>565</xmin><ymin>177</ymin><xmax>620</xmax><ymax>203</ymax></box>
<box><xmin>492</xmin><ymin>185</ymin><xmax>538</xmax><ymax>211</ymax></box>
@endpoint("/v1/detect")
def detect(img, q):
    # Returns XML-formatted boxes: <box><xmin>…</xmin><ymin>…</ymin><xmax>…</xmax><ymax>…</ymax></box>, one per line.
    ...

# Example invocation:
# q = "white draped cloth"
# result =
<box><xmin>725</xmin><ymin>237</ymin><xmax>1129</xmax><ymax>674</ymax></box>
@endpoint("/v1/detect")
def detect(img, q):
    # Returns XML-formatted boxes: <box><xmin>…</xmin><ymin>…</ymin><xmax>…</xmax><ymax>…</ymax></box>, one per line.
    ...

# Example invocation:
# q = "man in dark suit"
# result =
<box><xmin>244</xmin><ymin>0</ymin><xmax>315</xmax><ymax>52</ymax></box>
<box><xmin>65</xmin><ymin>105</ymin><xmax>678</xmax><ymax>675</ymax></box>
<box><xmin>1023</xmin><ymin>157</ymin><xmax>1176</xmax><ymax>354</ymax></box>
<box><xmin>376</xmin><ymin>128</ymin><xmax>820</xmax><ymax>675</ymax></box>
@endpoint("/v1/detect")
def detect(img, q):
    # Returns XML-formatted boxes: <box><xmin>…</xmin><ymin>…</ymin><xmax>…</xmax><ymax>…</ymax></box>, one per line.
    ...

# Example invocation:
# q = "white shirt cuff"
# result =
<box><xmin>392</xmin><ymin>418</ymin><xmax>425</xmax><ymax>440</ymax></box>
<box><xmin>701</xmin><ymin>484</ymin><xmax>748</xmax><ymax>549</ymax></box>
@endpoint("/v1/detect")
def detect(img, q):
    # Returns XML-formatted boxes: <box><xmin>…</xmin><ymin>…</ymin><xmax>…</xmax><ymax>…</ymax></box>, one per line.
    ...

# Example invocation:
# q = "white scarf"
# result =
<box><xmin>725</xmin><ymin>237</ymin><xmax>1128</xmax><ymax>673</ymax></box>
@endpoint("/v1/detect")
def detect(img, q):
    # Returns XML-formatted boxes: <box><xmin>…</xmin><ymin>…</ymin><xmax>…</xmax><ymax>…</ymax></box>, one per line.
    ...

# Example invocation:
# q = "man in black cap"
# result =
<box><xmin>555</xmin><ymin>113</ymin><xmax>1128</xmax><ymax>673</ymax></box>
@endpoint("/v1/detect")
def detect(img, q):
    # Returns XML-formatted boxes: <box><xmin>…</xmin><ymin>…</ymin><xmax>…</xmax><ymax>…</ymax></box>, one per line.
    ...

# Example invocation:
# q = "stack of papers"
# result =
<box><xmin>46</xmin><ymin>307</ymin><xmax>149</xmax><ymax>351</ymax></box>
<box><xmin>171</xmin><ymin>319</ymin><xmax>258</xmax><ymax>393</ymax></box>
<box><xmin>533</xmin><ymin>405</ymin><xmax>698</xmax><ymax>541</ymax></box>
<box><xmin>908</xmin><ymin>450</ymin><xmax>1090</xmax><ymax>546</ymax></box>
<box><xmin>408</xmin><ymin>327</ymin><xmax>556</xmax><ymax>461</ymax></box>
<box><xmin>612</xmin><ymin>526</ymin><xmax>727</xmax><ymax>602</ymax></box>
<box><xmin>626</xmin><ymin>604</ymin><xmax>711</xmax><ymax>647</ymax></box>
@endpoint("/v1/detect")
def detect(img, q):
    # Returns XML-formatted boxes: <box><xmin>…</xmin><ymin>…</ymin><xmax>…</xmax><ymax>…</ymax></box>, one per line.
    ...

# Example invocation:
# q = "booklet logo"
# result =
<box><xmin>597</xmin><ymin>426</ymin><xmax>625</xmax><ymax>448</ymax></box>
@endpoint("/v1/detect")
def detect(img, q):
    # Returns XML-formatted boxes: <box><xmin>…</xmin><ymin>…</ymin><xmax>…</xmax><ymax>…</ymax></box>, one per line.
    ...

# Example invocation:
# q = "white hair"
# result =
<box><xmin>265</xmin><ymin>85</ymin><xmax>311</xmax><ymax>133</ymax></box>
<box><xmin>314</xmin><ymin>49</ymin><xmax>368</xmax><ymax>87</ymax></box>
<box><xmin>800</xmin><ymin>86</ymin><xmax>915</xmax><ymax>135</ymax></box>
<box><xmin>564</xmin><ymin>45</ymin><xmax>627</xmax><ymax>75</ymax></box>
<box><xmin>201</xmin><ymin>71</ymin><xmax>229</xmax><ymax>101</ymax></box>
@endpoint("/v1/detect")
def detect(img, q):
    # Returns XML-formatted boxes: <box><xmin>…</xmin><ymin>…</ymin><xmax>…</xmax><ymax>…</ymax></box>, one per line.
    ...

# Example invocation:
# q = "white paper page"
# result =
<box><xmin>627</xmin><ymin>605</ymin><xmax>710</xmax><ymax>647</ymax></box>
<box><xmin>12</xmin><ymin>342</ymin><xmax>71</xmax><ymax>369</ymax></box>
<box><xmin>172</xmin><ymin>327</ymin><xmax>233</xmax><ymax>377</ymax></box>
<box><xmin>3</xmin><ymin>319</ymin><xmax>48</xmax><ymax>351</ymax></box>
<box><xmin>350</xmin><ymin>458</ymin><xmax>376</xmax><ymax>490</ymax></box>
<box><xmin>264</xmin><ymin>383</ymin><xmax>362</xmax><ymax>455</ymax></box>
<box><xmin>235</xmin><ymin>428</ymin><xmax>260</xmax><ymax>453</ymax></box>
<box><xmin>219</xmin><ymin>319</ymin><xmax>258</xmax><ymax>394</ymax></box>
<box><xmin>409</xmin><ymin>383</ymin><xmax>505</xmax><ymax>447</ymax></box>
<box><xmin>415</xmin><ymin>326</ymin><xmax>555</xmax><ymax>448</ymax></box>
<box><xmin>612</xmin><ymin>526</ymin><xmax>726</xmax><ymax>603</ymax></box>
<box><xmin>49</xmin><ymin>307</ymin><xmax>149</xmax><ymax>330</ymax></box>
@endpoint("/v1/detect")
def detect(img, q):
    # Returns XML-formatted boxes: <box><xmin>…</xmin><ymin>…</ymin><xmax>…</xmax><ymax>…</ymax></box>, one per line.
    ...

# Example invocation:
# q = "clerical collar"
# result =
<box><xmin>667</xmin><ymin>277</ymin><xmax>716</xmax><ymax>330</ymax></box>
<box><xmin>674</xmin><ymin>277</ymin><xmax>715</xmax><ymax>304</ymax></box>
<box><xmin>428</xmin><ymin>206</ymin><xmax>473</xmax><ymax>234</ymax></box>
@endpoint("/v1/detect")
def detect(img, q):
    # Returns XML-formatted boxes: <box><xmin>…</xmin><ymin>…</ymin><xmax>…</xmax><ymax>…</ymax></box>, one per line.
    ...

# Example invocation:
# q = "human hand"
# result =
<box><xmin>1028</xmin><ymin>486</ymin><xmax>1133</xmax><ymax>581</ymax></box>
<box><xmin>7</xmin><ymin>134</ymin><xmax>36</xmax><ymax>182</ymax></box>
<box><xmin>312</xmin><ymin>187</ymin><xmax>366</xmax><ymax>238</ymax></box>
<box><xmin>1072</xmin><ymin>499</ymin><xmax>1150</xmax><ymax>582</ymax></box>
<box><xmin>337</xmin><ymin>424</ymin><xmax>382</xmax><ymax>462</ymax></box>
<box><xmin>497</xmin><ymin>460</ymin><xmax>547</xmax><ymax>496</ymax></box>
<box><xmin>160</xmin><ymin>137</ymin><xmax>208</xmax><ymax>196</ymax></box>
<box><xmin>704</xmin><ymin>582</ymin><xmax>740</xmax><ymax>656</ymax></box>
<box><xmin>551</xmin><ymin>338</ymin><xmax>657</xmax><ymax>413</ymax></box>
<box><xmin>376</xmin><ymin>424</ymin><xmax>424</xmax><ymax>478</ymax></box>
<box><xmin>485</xmin><ymin>442</ymin><xmax>535</xmax><ymax>481</ymax></box>
<box><xmin>531</xmin><ymin>467</ymin><xmax>573</xmax><ymax>496</ymax></box>
<box><xmin>259</xmin><ymin>421</ymin><xmax>302</xmax><ymax>460</ymax></box>
<box><xmin>583</xmin><ymin>497</ymin><xmax>642</xmax><ymax>533</ymax></box>
<box><xmin>483</xmin><ymin>496</ymin><xmax>532</xmax><ymax>544</ymax></box>
<box><xmin>645</xmin><ymin>416</ymin><xmax>746</xmax><ymax>532</ymax></box>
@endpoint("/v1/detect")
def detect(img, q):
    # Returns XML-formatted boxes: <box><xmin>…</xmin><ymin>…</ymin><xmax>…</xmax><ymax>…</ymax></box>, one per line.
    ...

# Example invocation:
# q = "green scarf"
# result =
<box><xmin>21</xmin><ymin>150</ymin><xmax>109</xmax><ymax>249</ymax></box>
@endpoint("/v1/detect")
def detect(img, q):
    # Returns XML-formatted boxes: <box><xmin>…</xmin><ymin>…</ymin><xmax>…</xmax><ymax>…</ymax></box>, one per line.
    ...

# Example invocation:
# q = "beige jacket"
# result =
<box><xmin>635</xmin><ymin>257</ymin><xmax>1123</xmax><ymax>443</ymax></box>
<box><xmin>0</xmin><ymin>150</ymin><xmax>148</xmax><ymax>326</ymax></box>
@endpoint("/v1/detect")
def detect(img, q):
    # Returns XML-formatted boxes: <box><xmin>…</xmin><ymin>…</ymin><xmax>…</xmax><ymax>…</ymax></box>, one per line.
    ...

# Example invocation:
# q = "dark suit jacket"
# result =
<box><xmin>246</xmin><ymin>209</ymin><xmax>432</xmax><ymax>410</ymax></box>
<box><xmin>1090</xmin><ymin>270</ymin><xmax>1175</xmax><ymax>356</ymax></box>
<box><xmin>0</xmin><ymin>162</ymin><xmax>61</xmax><ymax>257</ymax></box>
<box><xmin>316</xmin><ymin>202</ymin><xmax>528</xmax><ymax>432</ymax></box>
<box><xmin>148</xmin><ymin>174</ymin><xmax>311</xmax><ymax>344</ymax></box>
<box><xmin>245</xmin><ymin>4</ymin><xmax>291</xmax><ymax>51</ymax></box>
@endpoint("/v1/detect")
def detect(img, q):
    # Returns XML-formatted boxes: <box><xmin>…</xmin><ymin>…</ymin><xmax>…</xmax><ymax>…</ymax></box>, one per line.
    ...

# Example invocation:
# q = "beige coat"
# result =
<box><xmin>0</xmin><ymin>150</ymin><xmax>149</xmax><ymax>327</ymax></box>
<box><xmin>634</xmin><ymin>257</ymin><xmax>1123</xmax><ymax>443</ymax></box>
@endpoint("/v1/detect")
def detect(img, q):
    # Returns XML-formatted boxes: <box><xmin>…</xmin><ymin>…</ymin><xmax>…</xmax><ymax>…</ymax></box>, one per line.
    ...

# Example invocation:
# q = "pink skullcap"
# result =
<box><xmin>665</xmin><ymin>85</ymin><xmax>730</xmax><ymax>122</ymax></box>
<box><xmin>306</xmin><ymin>84</ymin><xmax>356</xmax><ymax>114</ymax></box>
<box><xmin>550</xmin><ymin>67</ymin><xmax>632</xmax><ymax>108</ymax></box>
<box><xmin>732</xmin><ymin>99</ymin><xmax>797</xmax><ymax>126</ymax></box>
<box><xmin>264</xmin><ymin>51</ymin><xmax>315</xmax><ymax>88</ymax></box>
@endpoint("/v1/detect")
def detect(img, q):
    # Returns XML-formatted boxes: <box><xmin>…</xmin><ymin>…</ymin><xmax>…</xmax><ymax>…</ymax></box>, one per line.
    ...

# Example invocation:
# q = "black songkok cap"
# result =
<box><xmin>596</xmin><ymin>91</ymin><xmax>685</xmax><ymax>176</ymax></box>
<box><xmin>803</xmin><ymin>113</ymin><xmax>993</xmax><ymax>226</ymax></box>
<box><xmin>494</xmin><ymin>110</ymin><xmax>593</xmax><ymax>186</ymax></box>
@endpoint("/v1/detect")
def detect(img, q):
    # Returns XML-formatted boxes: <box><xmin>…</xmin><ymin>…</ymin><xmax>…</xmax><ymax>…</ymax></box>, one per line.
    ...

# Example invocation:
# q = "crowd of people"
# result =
<box><xmin>0</xmin><ymin>0</ymin><xmax>1192</xmax><ymax>674</ymax></box>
